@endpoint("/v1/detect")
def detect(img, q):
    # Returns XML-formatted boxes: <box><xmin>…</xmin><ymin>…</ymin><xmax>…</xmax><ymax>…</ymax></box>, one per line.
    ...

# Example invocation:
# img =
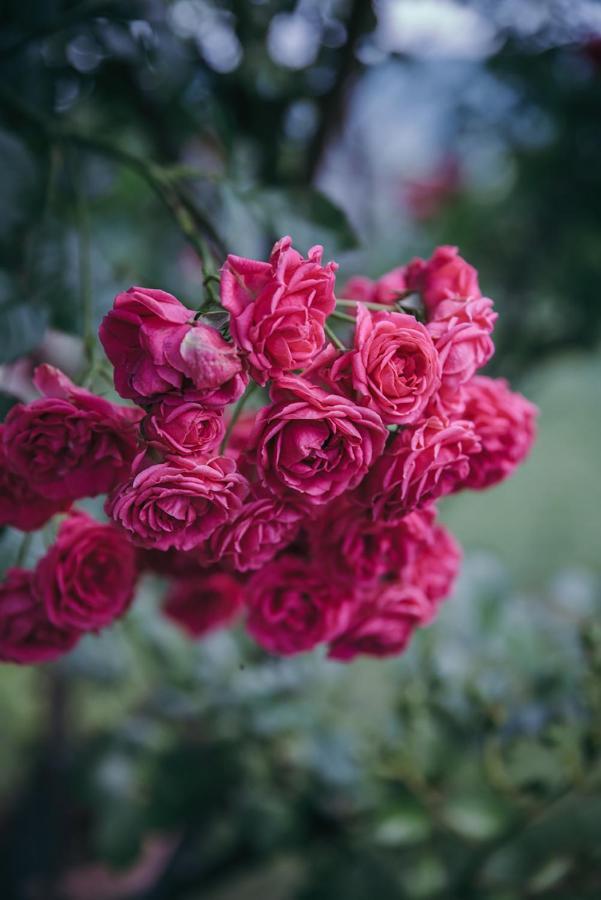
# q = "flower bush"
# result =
<box><xmin>0</xmin><ymin>241</ymin><xmax>537</xmax><ymax>665</ymax></box>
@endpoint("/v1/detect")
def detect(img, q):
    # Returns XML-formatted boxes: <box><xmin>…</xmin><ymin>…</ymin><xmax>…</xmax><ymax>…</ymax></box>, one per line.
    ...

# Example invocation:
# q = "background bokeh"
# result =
<box><xmin>1</xmin><ymin>2</ymin><xmax>601</xmax><ymax>898</ymax></box>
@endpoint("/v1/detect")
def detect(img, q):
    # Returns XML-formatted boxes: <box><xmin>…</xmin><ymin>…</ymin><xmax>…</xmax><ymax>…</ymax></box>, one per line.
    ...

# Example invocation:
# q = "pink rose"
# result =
<box><xmin>222</xmin><ymin>410</ymin><xmax>258</xmax><ymax>462</ymax></box>
<box><xmin>99</xmin><ymin>286</ymin><xmax>246</xmax><ymax>405</ymax></box>
<box><xmin>328</xmin><ymin>584</ymin><xmax>430</xmax><ymax>661</ymax></box>
<box><xmin>351</xmin><ymin>305</ymin><xmax>441</xmax><ymax>425</ymax></box>
<box><xmin>302</xmin><ymin>343</ymin><xmax>355</xmax><ymax>397</ymax></box>
<box><xmin>373</xmin><ymin>266</ymin><xmax>409</xmax><ymax>304</ymax></box>
<box><xmin>245</xmin><ymin>555</ymin><xmax>353</xmax><ymax>655</ymax></box>
<box><xmin>406</xmin><ymin>245</ymin><xmax>480</xmax><ymax>315</ymax></box>
<box><xmin>0</xmin><ymin>568</ymin><xmax>80</xmax><ymax>664</ymax></box>
<box><xmin>144</xmin><ymin>394</ymin><xmax>225</xmax><ymax>457</ymax></box>
<box><xmin>254</xmin><ymin>375</ymin><xmax>387</xmax><ymax>506</ymax></box>
<box><xmin>137</xmin><ymin>547</ymin><xmax>210</xmax><ymax>577</ymax></box>
<box><xmin>343</xmin><ymin>275</ymin><xmax>376</xmax><ymax>302</ymax></box>
<box><xmin>405</xmin><ymin>521</ymin><xmax>461</xmax><ymax>622</ymax></box>
<box><xmin>2</xmin><ymin>365</ymin><xmax>141</xmax><ymax>502</ymax></box>
<box><xmin>220</xmin><ymin>236</ymin><xmax>337</xmax><ymax>384</ymax></box>
<box><xmin>427</xmin><ymin>296</ymin><xmax>497</xmax><ymax>394</ymax></box>
<box><xmin>106</xmin><ymin>453</ymin><xmax>248</xmax><ymax>551</ymax></box>
<box><xmin>0</xmin><ymin>426</ymin><xmax>69</xmax><ymax>531</ymax></box>
<box><xmin>34</xmin><ymin>510</ymin><xmax>137</xmax><ymax>631</ymax></box>
<box><xmin>357</xmin><ymin>417</ymin><xmax>480</xmax><ymax>522</ymax></box>
<box><xmin>163</xmin><ymin>570</ymin><xmax>243</xmax><ymax>638</ymax></box>
<box><xmin>459</xmin><ymin>376</ymin><xmax>538</xmax><ymax>490</ymax></box>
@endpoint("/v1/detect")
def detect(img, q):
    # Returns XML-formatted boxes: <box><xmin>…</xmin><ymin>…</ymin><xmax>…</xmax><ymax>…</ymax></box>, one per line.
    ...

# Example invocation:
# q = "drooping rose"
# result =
<box><xmin>0</xmin><ymin>568</ymin><xmax>80</xmax><ymax>664</ymax></box>
<box><xmin>406</xmin><ymin>245</ymin><xmax>481</xmax><ymax>315</ymax></box>
<box><xmin>106</xmin><ymin>453</ymin><xmax>248</xmax><ymax>551</ymax></box>
<box><xmin>427</xmin><ymin>296</ymin><xmax>497</xmax><ymax>394</ymax></box>
<box><xmin>245</xmin><ymin>555</ymin><xmax>353</xmax><ymax>655</ymax></box>
<box><xmin>254</xmin><ymin>375</ymin><xmax>387</xmax><ymax>506</ymax></box>
<box><xmin>144</xmin><ymin>394</ymin><xmax>225</xmax><ymax>457</ymax></box>
<box><xmin>99</xmin><ymin>286</ymin><xmax>246</xmax><ymax>405</ymax></box>
<box><xmin>351</xmin><ymin>305</ymin><xmax>441</xmax><ymax>425</ymax></box>
<box><xmin>2</xmin><ymin>365</ymin><xmax>142</xmax><ymax>502</ymax></box>
<box><xmin>34</xmin><ymin>510</ymin><xmax>138</xmax><ymax>631</ymax></box>
<box><xmin>220</xmin><ymin>236</ymin><xmax>337</xmax><ymax>384</ymax></box>
<box><xmin>0</xmin><ymin>426</ymin><xmax>69</xmax><ymax>531</ymax></box>
<box><xmin>356</xmin><ymin>416</ymin><xmax>480</xmax><ymax>522</ymax></box>
<box><xmin>163</xmin><ymin>570</ymin><xmax>243</xmax><ymax>638</ymax></box>
<box><xmin>458</xmin><ymin>376</ymin><xmax>538</xmax><ymax>490</ymax></box>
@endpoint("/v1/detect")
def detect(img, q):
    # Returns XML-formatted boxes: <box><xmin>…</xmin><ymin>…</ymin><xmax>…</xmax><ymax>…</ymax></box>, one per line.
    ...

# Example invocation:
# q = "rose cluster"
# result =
<box><xmin>0</xmin><ymin>238</ymin><xmax>537</xmax><ymax>665</ymax></box>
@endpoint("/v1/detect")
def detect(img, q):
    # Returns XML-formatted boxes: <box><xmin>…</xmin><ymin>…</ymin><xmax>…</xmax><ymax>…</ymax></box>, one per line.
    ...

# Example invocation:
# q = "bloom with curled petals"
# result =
<box><xmin>106</xmin><ymin>454</ymin><xmax>248</xmax><ymax>551</ymax></box>
<box><xmin>427</xmin><ymin>296</ymin><xmax>497</xmax><ymax>394</ymax></box>
<box><xmin>163</xmin><ymin>570</ymin><xmax>243</xmax><ymax>638</ymax></box>
<box><xmin>34</xmin><ymin>510</ymin><xmax>137</xmax><ymax>631</ymax></box>
<box><xmin>99</xmin><ymin>286</ymin><xmax>246</xmax><ymax>405</ymax></box>
<box><xmin>3</xmin><ymin>365</ymin><xmax>142</xmax><ymax>502</ymax></box>
<box><xmin>144</xmin><ymin>394</ymin><xmax>224</xmax><ymax>457</ymax></box>
<box><xmin>0</xmin><ymin>427</ymin><xmax>69</xmax><ymax>531</ymax></box>
<box><xmin>254</xmin><ymin>375</ymin><xmax>387</xmax><ymax>506</ymax></box>
<box><xmin>245</xmin><ymin>555</ymin><xmax>353</xmax><ymax>655</ymax></box>
<box><xmin>356</xmin><ymin>416</ymin><xmax>480</xmax><ymax>522</ymax></box>
<box><xmin>406</xmin><ymin>245</ymin><xmax>481</xmax><ymax>315</ymax></box>
<box><xmin>220</xmin><ymin>236</ymin><xmax>337</xmax><ymax>384</ymax></box>
<box><xmin>0</xmin><ymin>568</ymin><xmax>80</xmax><ymax>664</ymax></box>
<box><xmin>459</xmin><ymin>376</ymin><xmax>538</xmax><ymax>490</ymax></box>
<box><xmin>351</xmin><ymin>306</ymin><xmax>441</xmax><ymax>425</ymax></box>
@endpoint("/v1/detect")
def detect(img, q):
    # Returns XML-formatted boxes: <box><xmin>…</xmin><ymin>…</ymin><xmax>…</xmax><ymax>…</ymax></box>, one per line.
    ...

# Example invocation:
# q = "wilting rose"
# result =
<box><xmin>427</xmin><ymin>296</ymin><xmax>497</xmax><ymax>393</ymax></box>
<box><xmin>0</xmin><ymin>426</ymin><xmax>69</xmax><ymax>531</ymax></box>
<box><xmin>106</xmin><ymin>453</ymin><xmax>249</xmax><ymax>551</ymax></box>
<box><xmin>220</xmin><ymin>236</ymin><xmax>337</xmax><ymax>384</ymax></box>
<box><xmin>352</xmin><ymin>305</ymin><xmax>441</xmax><ymax>425</ymax></box>
<box><xmin>144</xmin><ymin>394</ymin><xmax>224</xmax><ymax>457</ymax></box>
<box><xmin>406</xmin><ymin>245</ymin><xmax>481</xmax><ymax>315</ymax></box>
<box><xmin>163</xmin><ymin>570</ymin><xmax>243</xmax><ymax>638</ymax></box>
<box><xmin>99</xmin><ymin>286</ymin><xmax>246</xmax><ymax>405</ymax></box>
<box><xmin>34</xmin><ymin>510</ymin><xmax>137</xmax><ymax>631</ymax></box>
<box><xmin>459</xmin><ymin>376</ymin><xmax>538</xmax><ymax>490</ymax></box>
<box><xmin>254</xmin><ymin>375</ymin><xmax>387</xmax><ymax>506</ymax></box>
<box><xmin>0</xmin><ymin>568</ymin><xmax>80</xmax><ymax>664</ymax></box>
<box><xmin>2</xmin><ymin>365</ymin><xmax>141</xmax><ymax>502</ymax></box>
<box><xmin>245</xmin><ymin>555</ymin><xmax>353</xmax><ymax>655</ymax></box>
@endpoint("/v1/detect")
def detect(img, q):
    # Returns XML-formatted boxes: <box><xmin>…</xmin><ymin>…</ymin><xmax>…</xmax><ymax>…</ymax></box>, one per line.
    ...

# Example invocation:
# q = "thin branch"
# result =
<box><xmin>324</xmin><ymin>322</ymin><xmax>346</xmax><ymax>351</ymax></box>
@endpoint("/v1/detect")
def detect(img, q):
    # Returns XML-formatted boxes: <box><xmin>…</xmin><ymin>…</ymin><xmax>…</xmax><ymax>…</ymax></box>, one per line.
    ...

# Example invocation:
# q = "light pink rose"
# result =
<box><xmin>220</xmin><ymin>236</ymin><xmax>337</xmax><ymax>384</ymax></box>
<box><xmin>163</xmin><ymin>570</ymin><xmax>244</xmax><ymax>638</ymax></box>
<box><xmin>2</xmin><ymin>365</ymin><xmax>142</xmax><ymax>502</ymax></box>
<box><xmin>427</xmin><ymin>296</ymin><xmax>497</xmax><ymax>395</ymax></box>
<box><xmin>406</xmin><ymin>245</ymin><xmax>481</xmax><ymax>315</ymax></box>
<box><xmin>0</xmin><ymin>568</ymin><xmax>80</xmax><ymax>664</ymax></box>
<box><xmin>459</xmin><ymin>376</ymin><xmax>538</xmax><ymax>489</ymax></box>
<box><xmin>34</xmin><ymin>510</ymin><xmax>138</xmax><ymax>631</ymax></box>
<box><xmin>99</xmin><ymin>286</ymin><xmax>246</xmax><ymax>405</ymax></box>
<box><xmin>144</xmin><ymin>394</ymin><xmax>225</xmax><ymax>457</ymax></box>
<box><xmin>357</xmin><ymin>416</ymin><xmax>480</xmax><ymax>522</ymax></box>
<box><xmin>254</xmin><ymin>375</ymin><xmax>387</xmax><ymax>505</ymax></box>
<box><xmin>351</xmin><ymin>306</ymin><xmax>441</xmax><ymax>425</ymax></box>
<box><xmin>106</xmin><ymin>453</ymin><xmax>249</xmax><ymax>551</ymax></box>
<box><xmin>245</xmin><ymin>555</ymin><xmax>353</xmax><ymax>655</ymax></box>
<box><xmin>0</xmin><ymin>426</ymin><xmax>70</xmax><ymax>531</ymax></box>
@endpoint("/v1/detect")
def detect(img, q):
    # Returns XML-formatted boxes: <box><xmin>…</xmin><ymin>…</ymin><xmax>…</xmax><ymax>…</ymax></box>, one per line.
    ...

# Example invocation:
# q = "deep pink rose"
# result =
<box><xmin>137</xmin><ymin>547</ymin><xmax>210</xmax><ymax>578</ymax></box>
<box><xmin>2</xmin><ymin>365</ymin><xmax>141</xmax><ymax>502</ymax></box>
<box><xmin>357</xmin><ymin>417</ymin><xmax>480</xmax><ymax>522</ymax></box>
<box><xmin>343</xmin><ymin>275</ymin><xmax>376</xmax><ymax>302</ymax></box>
<box><xmin>222</xmin><ymin>410</ymin><xmax>258</xmax><ymax>462</ymax></box>
<box><xmin>373</xmin><ymin>266</ymin><xmax>409</xmax><ymax>304</ymax></box>
<box><xmin>220</xmin><ymin>236</ymin><xmax>337</xmax><ymax>384</ymax></box>
<box><xmin>99</xmin><ymin>287</ymin><xmax>246</xmax><ymax>405</ymax></box>
<box><xmin>405</xmin><ymin>521</ymin><xmax>461</xmax><ymax>622</ymax></box>
<box><xmin>144</xmin><ymin>394</ymin><xmax>225</xmax><ymax>457</ymax></box>
<box><xmin>406</xmin><ymin>245</ymin><xmax>481</xmax><ymax>315</ymax></box>
<box><xmin>351</xmin><ymin>305</ymin><xmax>441</xmax><ymax>425</ymax></box>
<box><xmin>0</xmin><ymin>568</ymin><xmax>80</xmax><ymax>664</ymax></box>
<box><xmin>34</xmin><ymin>510</ymin><xmax>137</xmax><ymax>631</ymax></box>
<box><xmin>427</xmin><ymin>296</ymin><xmax>497</xmax><ymax>396</ymax></box>
<box><xmin>0</xmin><ymin>426</ymin><xmax>69</xmax><ymax>531</ymax></box>
<box><xmin>254</xmin><ymin>375</ymin><xmax>387</xmax><ymax>505</ymax></box>
<box><xmin>459</xmin><ymin>376</ymin><xmax>538</xmax><ymax>490</ymax></box>
<box><xmin>302</xmin><ymin>343</ymin><xmax>355</xmax><ymax>397</ymax></box>
<box><xmin>245</xmin><ymin>555</ymin><xmax>353</xmax><ymax>655</ymax></box>
<box><xmin>210</xmin><ymin>489</ymin><xmax>303</xmax><ymax>572</ymax></box>
<box><xmin>163</xmin><ymin>570</ymin><xmax>243</xmax><ymax>638</ymax></box>
<box><xmin>106</xmin><ymin>454</ymin><xmax>249</xmax><ymax>551</ymax></box>
<box><xmin>328</xmin><ymin>584</ymin><xmax>430</xmax><ymax>661</ymax></box>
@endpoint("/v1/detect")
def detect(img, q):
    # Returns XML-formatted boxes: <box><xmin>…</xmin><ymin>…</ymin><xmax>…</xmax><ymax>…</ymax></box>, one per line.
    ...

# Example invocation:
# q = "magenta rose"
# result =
<box><xmin>357</xmin><ymin>416</ymin><xmax>480</xmax><ymax>522</ymax></box>
<box><xmin>99</xmin><ymin>286</ymin><xmax>246</xmax><ymax>405</ymax></box>
<box><xmin>106</xmin><ymin>453</ymin><xmax>249</xmax><ymax>551</ymax></box>
<box><xmin>2</xmin><ymin>365</ymin><xmax>141</xmax><ymax>502</ymax></box>
<box><xmin>328</xmin><ymin>584</ymin><xmax>430</xmax><ymax>662</ymax></box>
<box><xmin>34</xmin><ymin>510</ymin><xmax>137</xmax><ymax>631</ymax></box>
<box><xmin>0</xmin><ymin>568</ymin><xmax>80</xmax><ymax>664</ymax></box>
<box><xmin>220</xmin><ymin>236</ymin><xmax>337</xmax><ymax>384</ymax></box>
<box><xmin>163</xmin><ymin>570</ymin><xmax>244</xmax><ymax>638</ymax></box>
<box><xmin>254</xmin><ymin>375</ymin><xmax>387</xmax><ymax>506</ymax></box>
<box><xmin>459</xmin><ymin>376</ymin><xmax>538</xmax><ymax>490</ymax></box>
<box><xmin>405</xmin><ymin>521</ymin><xmax>462</xmax><ymax>622</ymax></box>
<box><xmin>245</xmin><ymin>555</ymin><xmax>353</xmax><ymax>656</ymax></box>
<box><xmin>144</xmin><ymin>394</ymin><xmax>225</xmax><ymax>457</ymax></box>
<box><xmin>406</xmin><ymin>245</ymin><xmax>481</xmax><ymax>315</ymax></box>
<box><xmin>0</xmin><ymin>426</ymin><xmax>69</xmax><ymax>531</ymax></box>
<box><xmin>427</xmin><ymin>296</ymin><xmax>497</xmax><ymax>393</ymax></box>
<box><xmin>351</xmin><ymin>305</ymin><xmax>441</xmax><ymax>425</ymax></box>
